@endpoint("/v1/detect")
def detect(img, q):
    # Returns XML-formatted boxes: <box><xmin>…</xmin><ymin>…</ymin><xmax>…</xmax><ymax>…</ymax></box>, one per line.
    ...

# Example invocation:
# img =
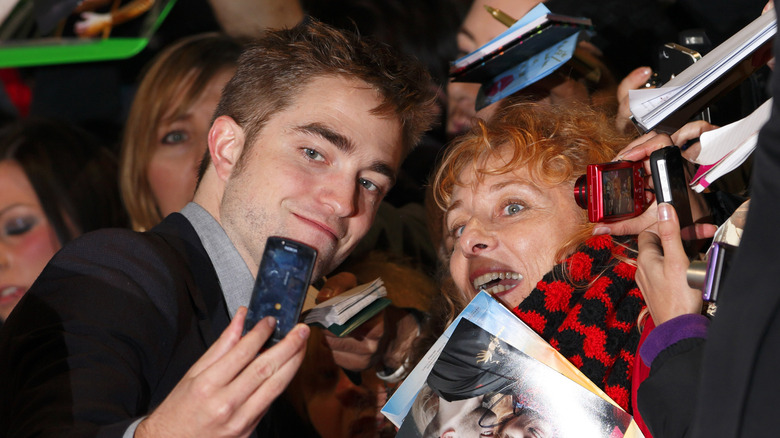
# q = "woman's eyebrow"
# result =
<box><xmin>489</xmin><ymin>179</ymin><xmax>540</xmax><ymax>193</ymax></box>
<box><xmin>444</xmin><ymin>199</ymin><xmax>463</xmax><ymax>225</ymax></box>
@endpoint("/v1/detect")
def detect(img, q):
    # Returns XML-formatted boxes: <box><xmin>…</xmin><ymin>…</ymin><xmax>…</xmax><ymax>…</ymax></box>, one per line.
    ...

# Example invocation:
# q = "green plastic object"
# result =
<box><xmin>0</xmin><ymin>0</ymin><xmax>176</xmax><ymax>68</ymax></box>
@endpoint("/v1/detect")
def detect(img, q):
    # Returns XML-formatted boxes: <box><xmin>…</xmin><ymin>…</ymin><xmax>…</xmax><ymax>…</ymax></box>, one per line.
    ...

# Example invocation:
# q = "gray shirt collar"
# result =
<box><xmin>180</xmin><ymin>202</ymin><xmax>254</xmax><ymax>318</ymax></box>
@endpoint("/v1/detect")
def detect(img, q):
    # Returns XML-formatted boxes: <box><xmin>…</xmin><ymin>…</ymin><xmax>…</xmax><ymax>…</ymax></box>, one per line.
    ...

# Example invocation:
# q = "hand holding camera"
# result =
<box><xmin>585</xmin><ymin>126</ymin><xmax>713</xmax><ymax>237</ymax></box>
<box><xmin>636</xmin><ymin>204</ymin><xmax>713</xmax><ymax>325</ymax></box>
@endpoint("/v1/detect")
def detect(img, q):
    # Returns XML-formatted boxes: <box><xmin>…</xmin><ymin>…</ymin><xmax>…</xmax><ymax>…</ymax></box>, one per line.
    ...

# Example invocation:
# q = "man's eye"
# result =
<box><xmin>161</xmin><ymin>131</ymin><xmax>188</xmax><ymax>144</ymax></box>
<box><xmin>4</xmin><ymin>216</ymin><xmax>36</xmax><ymax>236</ymax></box>
<box><xmin>304</xmin><ymin>148</ymin><xmax>325</xmax><ymax>161</ymax></box>
<box><xmin>359</xmin><ymin>178</ymin><xmax>378</xmax><ymax>192</ymax></box>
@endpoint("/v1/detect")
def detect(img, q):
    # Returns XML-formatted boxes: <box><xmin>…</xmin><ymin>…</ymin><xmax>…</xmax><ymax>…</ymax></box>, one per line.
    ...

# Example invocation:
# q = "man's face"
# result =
<box><xmin>219</xmin><ymin>76</ymin><xmax>403</xmax><ymax>278</ymax></box>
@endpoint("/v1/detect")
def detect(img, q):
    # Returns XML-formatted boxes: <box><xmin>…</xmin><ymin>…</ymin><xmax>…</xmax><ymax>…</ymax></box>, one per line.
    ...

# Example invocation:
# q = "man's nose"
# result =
<box><xmin>319</xmin><ymin>174</ymin><xmax>358</xmax><ymax>217</ymax></box>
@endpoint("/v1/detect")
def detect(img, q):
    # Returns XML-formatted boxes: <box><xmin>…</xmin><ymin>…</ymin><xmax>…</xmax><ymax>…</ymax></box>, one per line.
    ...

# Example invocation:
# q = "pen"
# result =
<box><xmin>484</xmin><ymin>5</ymin><xmax>517</xmax><ymax>27</ymax></box>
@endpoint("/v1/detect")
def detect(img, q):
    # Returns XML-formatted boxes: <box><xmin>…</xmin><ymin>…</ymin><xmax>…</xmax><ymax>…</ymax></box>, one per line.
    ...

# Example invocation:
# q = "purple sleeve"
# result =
<box><xmin>640</xmin><ymin>314</ymin><xmax>710</xmax><ymax>367</ymax></box>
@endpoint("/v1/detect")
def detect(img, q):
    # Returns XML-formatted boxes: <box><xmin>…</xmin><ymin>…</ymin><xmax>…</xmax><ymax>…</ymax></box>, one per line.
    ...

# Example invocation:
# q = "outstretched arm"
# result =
<box><xmin>137</xmin><ymin>307</ymin><xmax>308</xmax><ymax>437</ymax></box>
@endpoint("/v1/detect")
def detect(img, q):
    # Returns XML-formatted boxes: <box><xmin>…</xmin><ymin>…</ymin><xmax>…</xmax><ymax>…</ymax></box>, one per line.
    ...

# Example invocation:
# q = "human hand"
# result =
<box><xmin>317</xmin><ymin>272</ymin><xmax>419</xmax><ymax>372</ymax></box>
<box><xmin>593</xmin><ymin>131</ymin><xmax>671</xmax><ymax>236</ymax></box>
<box><xmin>636</xmin><ymin>203</ymin><xmax>716</xmax><ymax>325</ymax></box>
<box><xmin>616</xmin><ymin>120</ymin><xmax>718</xmax><ymax>163</ymax></box>
<box><xmin>318</xmin><ymin>272</ymin><xmax>384</xmax><ymax>372</ymax></box>
<box><xmin>74</xmin><ymin>12</ymin><xmax>111</xmax><ymax>37</ymax></box>
<box><xmin>597</xmin><ymin>123</ymin><xmax>716</xmax><ymax>236</ymax></box>
<box><xmin>670</xmin><ymin>120</ymin><xmax>719</xmax><ymax>162</ymax></box>
<box><xmin>615</xmin><ymin>67</ymin><xmax>653</xmax><ymax>134</ymax></box>
<box><xmin>136</xmin><ymin>307</ymin><xmax>309</xmax><ymax>438</ymax></box>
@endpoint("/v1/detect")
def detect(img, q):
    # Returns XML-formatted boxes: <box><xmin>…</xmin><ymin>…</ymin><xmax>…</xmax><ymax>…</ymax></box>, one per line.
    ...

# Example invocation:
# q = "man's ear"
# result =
<box><xmin>208</xmin><ymin>115</ymin><xmax>245</xmax><ymax>182</ymax></box>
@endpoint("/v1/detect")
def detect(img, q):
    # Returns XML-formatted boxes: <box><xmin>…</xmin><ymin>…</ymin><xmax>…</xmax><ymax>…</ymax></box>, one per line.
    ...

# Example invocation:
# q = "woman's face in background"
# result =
<box><xmin>446</xmin><ymin>0</ymin><xmax>593</xmax><ymax>139</ymax></box>
<box><xmin>0</xmin><ymin>160</ymin><xmax>62</xmax><ymax>320</ymax></box>
<box><xmin>446</xmin><ymin>0</ymin><xmax>539</xmax><ymax>138</ymax></box>
<box><xmin>147</xmin><ymin>68</ymin><xmax>234</xmax><ymax>217</ymax></box>
<box><xmin>445</xmin><ymin>150</ymin><xmax>584</xmax><ymax>309</ymax></box>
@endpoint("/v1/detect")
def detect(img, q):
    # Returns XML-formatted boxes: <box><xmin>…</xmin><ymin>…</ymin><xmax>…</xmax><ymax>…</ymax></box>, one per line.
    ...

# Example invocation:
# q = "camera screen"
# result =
<box><xmin>602</xmin><ymin>168</ymin><xmax>635</xmax><ymax>216</ymax></box>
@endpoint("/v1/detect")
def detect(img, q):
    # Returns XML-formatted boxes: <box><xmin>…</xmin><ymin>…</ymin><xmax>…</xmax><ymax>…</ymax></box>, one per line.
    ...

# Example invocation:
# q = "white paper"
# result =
<box><xmin>629</xmin><ymin>12</ymin><xmax>775</xmax><ymax>131</ymax></box>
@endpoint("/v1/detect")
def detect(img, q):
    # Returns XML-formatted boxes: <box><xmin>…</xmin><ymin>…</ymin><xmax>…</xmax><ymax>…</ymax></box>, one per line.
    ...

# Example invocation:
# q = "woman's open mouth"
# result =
<box><xmin>472</xmin><ymin>271</ymin><xmax>523</xmax><ymax>296</ymax></box>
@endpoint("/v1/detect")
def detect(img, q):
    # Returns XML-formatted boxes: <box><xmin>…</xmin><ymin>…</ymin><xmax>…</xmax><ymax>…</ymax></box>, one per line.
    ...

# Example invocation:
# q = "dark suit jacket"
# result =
<box><xmin>0</xmin><ymin>213</ymin><xmax>229</xmax><ymax>437</ymax></box>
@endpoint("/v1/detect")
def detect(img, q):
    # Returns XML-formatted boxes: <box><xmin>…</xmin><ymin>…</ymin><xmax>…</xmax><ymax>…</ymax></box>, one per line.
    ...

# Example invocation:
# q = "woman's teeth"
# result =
<box><xmin>473</xmin><ymin>271</ymin><xmax>523</xmax><ymax>294</ymax></box>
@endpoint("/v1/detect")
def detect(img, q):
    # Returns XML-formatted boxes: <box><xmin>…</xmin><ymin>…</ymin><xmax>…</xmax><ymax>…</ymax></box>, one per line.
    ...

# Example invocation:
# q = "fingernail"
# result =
<box><xmin>641</xmin><ymin>67</ymin><xmax>651</xmax><ymax>77</ymax></box>
<box><xmin>592</xmin><ymin>226</ymin><xmax>610</xmax><ymax>235</ymax></box>
<box><xmin>266</xmin><ymin>316</ymin><xmax>276</xmax><ymax>328</ymax></box>
<box><xmin>298</xmin><ymin>324</ymin><xmax>310</xmax><ymax>339</ymax></box>
<box><xmin>658</xmin><ymin>203</ymin><xmax>672</xmax><ymax>221</ymax></box>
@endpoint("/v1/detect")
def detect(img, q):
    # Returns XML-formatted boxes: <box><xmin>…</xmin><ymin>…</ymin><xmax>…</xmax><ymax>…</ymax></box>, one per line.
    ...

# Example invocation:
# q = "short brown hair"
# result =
<box><xmin>197</xmin><ymin>18</ymin><xmax>438</xmax><ymax>181</ymax></box>
<box><xmin>120</xmin><ymin>33</ymin><xmax>243</xmax><ymax>231</ymax></box>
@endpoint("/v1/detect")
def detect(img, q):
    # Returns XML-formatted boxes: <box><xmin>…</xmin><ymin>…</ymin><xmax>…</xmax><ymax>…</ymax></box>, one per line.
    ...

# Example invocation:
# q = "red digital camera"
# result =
<box><xmin>574</xmin><ymin>160</ymin><xmax>647</xmax><ymax>223</ymax></box>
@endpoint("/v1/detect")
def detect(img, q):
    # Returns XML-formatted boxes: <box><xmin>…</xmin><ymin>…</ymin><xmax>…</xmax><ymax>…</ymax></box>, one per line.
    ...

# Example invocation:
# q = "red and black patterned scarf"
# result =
<box><xmin>512</xmin><ymin>234</ymin><xmax>645</xmax><ymax>414</ymax></box>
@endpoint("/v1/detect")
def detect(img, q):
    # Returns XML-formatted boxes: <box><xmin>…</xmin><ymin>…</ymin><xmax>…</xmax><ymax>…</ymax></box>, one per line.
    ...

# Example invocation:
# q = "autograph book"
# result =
<box><xmin>450</xmin><ymin>4</ymin><xmax>593</xmax><ymax>110</ymax></box>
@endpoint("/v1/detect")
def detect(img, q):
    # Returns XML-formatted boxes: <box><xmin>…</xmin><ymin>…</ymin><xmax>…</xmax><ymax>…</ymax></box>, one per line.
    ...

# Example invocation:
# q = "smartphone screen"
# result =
<box><xmin>243</xmin><ymin>236</ymin><xmax>317</xmax><ymax>348</ymax></box>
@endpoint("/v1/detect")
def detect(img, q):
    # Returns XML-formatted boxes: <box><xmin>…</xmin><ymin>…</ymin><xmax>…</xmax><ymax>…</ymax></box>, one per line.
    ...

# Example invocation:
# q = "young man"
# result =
<box><xmin>0</xmin><ymin>19</ymin><xmax>437</xmax><ymax>437</ymax></box>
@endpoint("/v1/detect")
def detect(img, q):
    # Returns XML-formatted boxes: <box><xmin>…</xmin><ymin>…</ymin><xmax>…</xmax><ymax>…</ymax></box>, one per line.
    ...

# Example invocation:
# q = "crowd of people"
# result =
<box><xmin>0</xmin><ymin>0</ymin><xmax>776</xmax><ymax>437</ymax></box>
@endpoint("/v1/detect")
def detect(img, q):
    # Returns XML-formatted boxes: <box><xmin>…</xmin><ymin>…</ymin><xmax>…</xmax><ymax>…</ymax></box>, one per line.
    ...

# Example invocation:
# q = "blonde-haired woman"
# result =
<box><xmin>120</xmin><ymin>33</ymin><xmax>243</xmax><ymax>230</ymax></box>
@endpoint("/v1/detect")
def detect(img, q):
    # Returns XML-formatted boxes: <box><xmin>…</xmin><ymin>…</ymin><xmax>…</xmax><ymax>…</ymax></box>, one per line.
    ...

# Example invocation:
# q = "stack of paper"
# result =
<box><xmin>303</xmin><ymin>278</ymin><xmax>389</xmax><ymax>336</ymax></box>
<box><xmin>629</xmin><ymin>12</ymin><xmax>776</xmax><ymax>134</ymax></box>
<box><xmin>689</xmin><ymin>98</ymin><xmax>772</xmax><ymax>192</ymax></box>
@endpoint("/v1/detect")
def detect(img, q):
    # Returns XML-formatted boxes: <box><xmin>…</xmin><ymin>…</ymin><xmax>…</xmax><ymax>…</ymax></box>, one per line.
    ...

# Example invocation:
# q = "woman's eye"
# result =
<box><xmin>503</xmin><ymin>203</ymin><xmax>524</xmax><ymax>216</ymax></box>
<box><xmin>304</xmin><ymin>148</ymin><xmax>325</xmax><ymax>161</ymax></box>
<box><xmin>450</xmin><ymin>223</ymin><xmax>465</xmax><ymax>238</ymax></box>
<box><xmin>161</xmin><ymin>130</ymin><xmax>189</xmax><ymax>144</ymax></box>
<box><xmin>359</xmin><ymin>178</ymin><xmax>378</xmax><ymax>192</ymax></box>
<box><xmin>4</xmin><ymin>216</ymin><xmax>36</xmax><ymax>236</ymax></box>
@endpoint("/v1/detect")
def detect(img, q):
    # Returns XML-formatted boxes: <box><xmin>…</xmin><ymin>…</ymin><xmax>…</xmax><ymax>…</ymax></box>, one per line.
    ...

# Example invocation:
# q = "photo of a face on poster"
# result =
<box><xmin>397</xmin><ymin>319</ymin><xmax>632</xmax><ymax>438</ymax></box>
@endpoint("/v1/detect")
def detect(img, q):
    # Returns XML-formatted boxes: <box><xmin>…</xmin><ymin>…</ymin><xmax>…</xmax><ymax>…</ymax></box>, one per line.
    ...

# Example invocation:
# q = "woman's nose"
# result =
<box><xmin>458</xmin><ymin>220</ymin><xmax>496</xmax><ymax>255</ymax></box>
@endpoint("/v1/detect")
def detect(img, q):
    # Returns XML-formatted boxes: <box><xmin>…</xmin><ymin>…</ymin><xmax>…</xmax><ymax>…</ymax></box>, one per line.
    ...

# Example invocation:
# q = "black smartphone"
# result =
<box><xmin>650</xmin><ymin>146</ymin><xmax>693</xmax><ymax>229</ymax></box>
<box><xmin>574</xmin><ymin>160</ymin><xmax>647</xmax><ymax>223</ymax></box>
<box><xmin>243</xmin><ymin>236</ymin><xmax>317</xmax><ymax>348</ymax></box>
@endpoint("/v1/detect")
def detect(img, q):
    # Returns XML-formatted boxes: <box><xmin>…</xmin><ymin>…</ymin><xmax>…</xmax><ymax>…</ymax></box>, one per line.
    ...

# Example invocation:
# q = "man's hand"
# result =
<box><xmin>636</xmin><ymin>204</ymin><xmax>716</xmax><ymax>325</ymax></box>
<box><xmin>136</xmin><ymin>307</ymin><xmax>309</xmax><ymax>438</ymax></box>
<box><xmin>317</xmin><ymin>272</ymin><xmax>420</xmax><ymax>373</ymax></box>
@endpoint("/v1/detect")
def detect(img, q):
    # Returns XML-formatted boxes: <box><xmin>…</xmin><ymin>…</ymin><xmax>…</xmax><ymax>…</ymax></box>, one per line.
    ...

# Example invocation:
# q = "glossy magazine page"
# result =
<box><xmin>382</xmin><ymin>291</ymin><xmax>643</xmax><ymax>437</ymax></box>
